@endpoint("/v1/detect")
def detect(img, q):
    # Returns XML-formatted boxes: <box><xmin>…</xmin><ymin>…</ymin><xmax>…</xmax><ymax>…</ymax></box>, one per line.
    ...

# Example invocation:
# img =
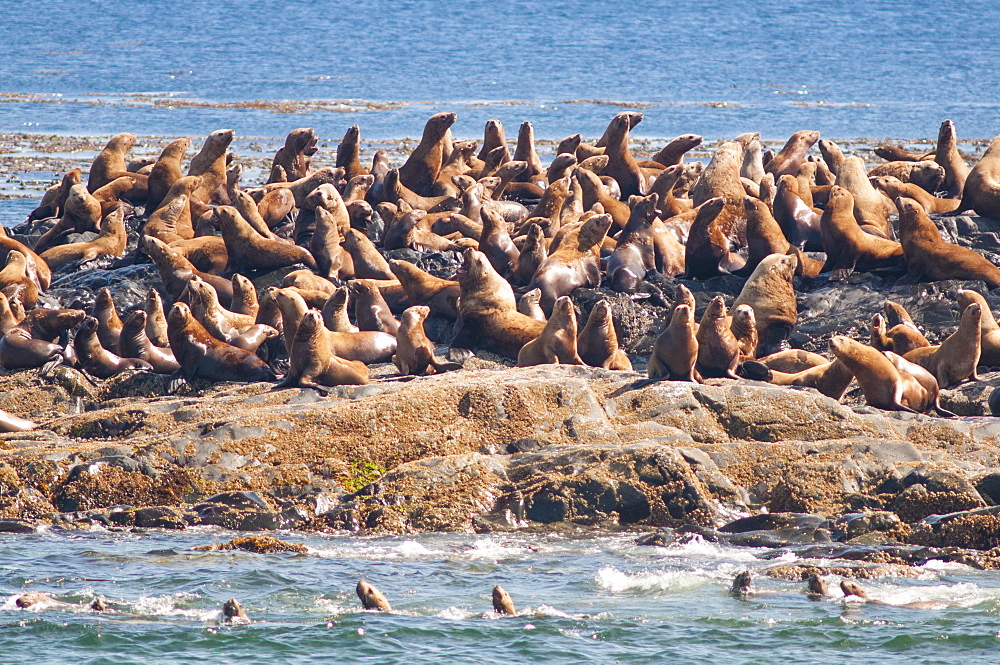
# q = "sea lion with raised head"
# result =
<box><xmin>957</xmin><ymin>289</ymin><xmax>1000</xmax><ymax>365</ymax></box>
<box><xmin>222</xmin><ymin>598</ymin><xmax>250</xmax><ymax>625</ymax></box>
<box><xmin>187</xmin><ymin>129</ymin><xmax>235</xmax><ymax>205</ymax></box>
<box><xmin>696</xmin><ymin>296</ymin><xmax>740</xmax><ymax>379</ymax></box>
<box><xmin>277</xmin><ymin>311</ymin><xmax>368</xmax><ymax>392</ymax></box>
<box><xmin>764</xmin><ymin>130</ymin><xmax>820</xmax><ymax>178</ymax></box>
<box><xmin>517</xmin><ymin>296</ymin><xmax>585</xmax><ymax>367</ymax></box>
<box><xmin>218</xmin><ymin>206</ymin><xmax>316</xmax><ymax>273</ymax></box>
<box><xmin>167</xmin><ymin>302</ymin><xmax>276</xmax><ymax>383</ymax></box>
<box><xmin>517</xmin><ymin>288</ymin><xmax>546</xmax><ymax>321</ymax></box>
<box><xmin>578</xmin><ymin>300</ymin><xmax>632</xmax><ymax>370</ymax></box>
<box><xmin>732</xmin><ymin>253</ymin><xmax>798</xmax><ymax>357</ymax></box>
<box><xmin>118</xmin><ymin>310</ymin><xmax>181</xmax><ymax>374</ymax></box>
<box><xmin>356</xmin><ymin>580</ymin><xmax>392</xmax><ymax>611</ymax></box>
<box><xmin>270</xmin><ymin>127</ymin><xmax>318</xmax><ymax>182</ymax></box>
<box><xmin>955</xmin><ymin>134</ymin><xmax>1000</xmax><ymax>218</ymax></box>
<box><xmin>74</xmin><ymin>317</ymin><xmax>153</xmax><ymax>379</ymax></box>
<box><xmin>528</xmin><ymin>213</ymin><xmax>612</xmax><ymax>314</ymax></box>
<box><xmin>145</xmin><ymin>137</ymin><xmax>190</xmax><ymax>212</ymax></box>
<box><xmin>39</xmin><ymin>206</ymin><xmax>128</xmax><ymax>269</ymax></box>
<box><xmin>398</xmin><ymin>112</ymin><xmax>457</xmax><ymax>196</ymax></box>
<box><xmin>144</xmin><ymin>236</ymin><xmax>234</xmax><ymax>307</ymax></box>
<box><xmin>88</xmin><ymin>132</ymin><xmax>136</xmax><ymax>192</ymax></box>
<box><xmin>903</xmin><ymin>302</ymin><xmax>981</xmax><ymax>388</ymax></box>
<box><xmin>392</xmin><ymin>306</ymin><xmax>461</xmax><ymax>375</ymax></box>
<box><xmin>935</xmin><ymin>119</ymin><xmax>970</xmax><ymax>199</ymax></box>
<box><xmin>648</xmin><ymin>303</ymin><xmax>700</xmax><ymax>382</ymax></box>
<box><xmin>820</xmin><ymin>187</ymin><xmax>903</xmax><ymax>277</ymax></box>
<box><xmin>835</xmin><ymin>156</ymin><xmax>890</xmax><ymax>237</ymax></box>
<box><xmin>388</xmin><ymin>259</ymin><xmax>460</xmax><ymax>320</ymax></box>
<box><xmin>492</xmin><ymin>585</ymin><xmax>516</xmax><ymax>616</ymax></box>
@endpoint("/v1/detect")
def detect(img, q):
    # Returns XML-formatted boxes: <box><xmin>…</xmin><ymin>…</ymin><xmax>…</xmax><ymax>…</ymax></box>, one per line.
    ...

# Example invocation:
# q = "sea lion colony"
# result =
<box><xmin>2</xmin><ymin>112</ymin><xmax>999</xmax><ymax>432</ymax></box>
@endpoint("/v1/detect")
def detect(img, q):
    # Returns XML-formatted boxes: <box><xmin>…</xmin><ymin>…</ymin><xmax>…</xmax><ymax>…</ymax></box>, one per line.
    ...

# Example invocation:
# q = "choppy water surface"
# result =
<box><xmin>1</xmin><ymin>0</ymin><xmax>999</xmax><ymax>139</ymax></box>
<box><xmin>0</xmin><ymin>529</ymin><xmax>998</xmax><ymax>664</ymax></box>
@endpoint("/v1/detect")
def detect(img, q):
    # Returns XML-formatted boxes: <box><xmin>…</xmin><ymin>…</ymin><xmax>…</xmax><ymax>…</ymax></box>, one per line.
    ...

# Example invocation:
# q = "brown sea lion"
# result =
<box><xmin>144</xmin><ymin>236</ymin><xmax>234</xmax><ymax>307</ymax></box>
<box><xmin>218</xmin><ymin>206</ymin><xmax>316</xmax><ymax>273</ymax></box>
<box><xmin>145</xmin><ymin>137</ymin><xmax>190</xmax><ymax>212</ymax></box>
<box><xmin>392</xmin><ymin>306</ymin><xmax>461</xmax><ymax>375</ymax></box>
<box><xmin>690</xmin><ymin>141</ymin><xmax>746</xmax><ymax>206</ymax></box>
<box><xmin>187</xmin><ymin>129</ymin><xmax>235</xmax><ymax>205</ymax></box>
<box><xmin>756</xmin><ymin>349</ymin><xmax>830</xmax><ymax>373</ymax></box>
<box><xmin>343</xmin><ymin>229</ymin><xmax>394</xmax><ymax>280</ymax></box>
<box><xmin>168</xmin><ymin>302</ymin><xmax>275</xmax><ymax>382</ymax></box>
<box><xmin>764</xmin><ymin>130</ymin><xmax>820</xmax><ymax>178</ymax></box>
<box><xmin>578</xmin><ymin>300</ymin><xmax>632</xmax><ymax>370</ymax></box>
<box><xmin>820</xmin><ymin>187</ymin><xmax>903</xmax><ymax>277</ymax></box>
<box><xmin>529</xmin><ymin>213</ymin><xmax>611</xmax><ymax>314</ymax></box>
<box><xmin>88</xmin><ymin>132</ymin><xmax>136</xmax><ymax>192</ymax></box>
<box><xmin>829</xmin><ymin>335</ymin><xmax>949</xmax><ymax>415</ymax></box>
<box><xmin>0</xmin><ymin>293</ymin><xmax>22</xmax><ymax>334</ymax></box>
<box><xmin>270</xmin><ymin>128</ymin><xmax>318</xmax><ymax>182</ymax></box>
<box><xmin>145</xmin><ymin>288</ymin><xmax>170</xmax><ymax>347</ymax></box>
<box><xmin>0</xmin><ymin>408</ymin><xmax>35</xmax><ymax>433</ymax></box>
<box><xmin>730</xmin><ymin>304</ymin><xmax>758</xmax><ymax>361</ymax></box>
<box><xmin>222</xmin><ymin>598</ymin><xmax>250</xmax><ymax>625</ymax></box>
<box><xmin>648</xmin><ymin>303</ymin><xmax>700</xmax><ymax>382</ymax></box>
<box><xmin>742</xmin><ymin>197</ymin><xmax>791</xmax><ymax>274</ymax></box>
<box><xmin>741</xmin><ymin>357</ymin><xmax>854</xmax><ymax>400</ymax></box>
<box><xmin>607</xmin><ymin>193</ymin><xmax>661</xmax><ymax>293</ymax></box>
<box><xmin>311</xmin><ymin>207</ymin><xmax>347</xmax><ymax>280</ymax></box>
<box><xmin>118</xmin><ymin>310</ymin><xmax>181</xmax><ymax>374</ymax></box>
<box><xmin>450</xmin><ymin>249</ymin><xmax>546</xmax><ymax>359</ymax></box>
<box><xmin>277</xmin><ymin>310</ymin><xmax>368</xmax><ymax>391</ymax></box>
<box><xmin>398</xmin><ymin>112</ymin><xmax>457</xmax><ymax>196</ymax></box>
<box><xmin>388</xmin><ymin>259</ymin><xmax>460</xmax><ymax>320</ymax></box>
<box><xmin>874</xmin><ymin>144</ymin><xmax>933</xmax><ymax>163</ymax></box>
<box><xmin>28</xmin><ymin>168</ymin><xmax>81</xmax><ymax>221</ymax></box>
<box><xmin>74</xmin><ymin>316</ymin><xmax>152</xmax><ymax>379</ymax></box>
<box><xmin>957</xmin><ymin>289</ymin><xmax>1000</xmax><ymax>366</ymax></box>
<box><xmin>897</xmin><ymin>196</ymin><xmax>1000</xmax><ymax>288</ymax></box>
<box><xmin>0</xmin><ymin>251</ymin><xmax>38</xmax><ymax>309</ymax></box>
<box><xmin>92</xmin><ymin>287</ymin><xmax>124</xmax><ymax>351</ymax></box>
<box><xmin>903</xmin><ymin>302</ymin><xmax>981</xmax><ymax>388</ymax></box>
<box><xmin>835</xmin><ymin>156</ymin><xmax>890</xmax><ymax>237</ymax></box>
<box><xmin>600</xmin><ymin>113</ymin><xmax>645</xmax><ymax>199</ymax></box>
<box><xmin>732</xmin><ymin>253</ymin><xmax>797</xmax><ymax>357</ymax></box>
<box><xmin>696</xmin><ymin>296</ymin><xmax>740</xmax><ymax>379</ymax></box>
<box><xmin>651</xmin><ymin>134</ymin><xmax>703</xmax><ymax>167</ymax></box>
<box><xmin>492</xmin><ymin>585</ymin><xmax>516</xmax><ymax>616</ymax></box>
<box><xmin>356</xmin><ymin>580</ymin><xmax>391</xmax><ymax>612</ymax></box>
<box><xmin>956</xmin><ymin>133</ymin><xmax>1000</xmax><ymax>218</ymax></box>
<box><xmin>517</xmin><ymin>296</ymin><xmax>585</xmax><ymax>367</ymax></box>
<box><xmin>772</xmin><ymin>174</ymin><xmax>822</xmax><ymax>250</ymax></box>
<box><xmin>741</xmin><ymin>139</ymin><xmax>765</xmax><ymax>184</ymax></box>
<box><xmin>34</xmin><ymin>184</ymin><xmax>102</xmax><ymax>252</ymax></box>
<box><xmin>868</xmin><ymin>161</ymin><xmax>945</xmax><ymax>193</ymax></box>
<box><xmin>0</xmin><ymin>231</ymin><xmax>50</xmax><ymax>291</ymax></box>
<box><xmin>187</xmin><ymin>276</ymin><xmax>257</xmax><ymax>342</ymax></box>
<box><xmin>479</xmin><ymin>207</ymin><xmax>519</xmax><ymax>276</ymax></box>
<box><xmin>351</xmin><ymin>280</ymin><xmax>400</xmax><ymax>335</ymax></box>
<box><xmin>512</xmin><ymin>121</ymin><xmax>544</xmax><ymax>181</ymax></box>
<box><xmin>684</xmin><ymin>197</ymin><xmax>745</xmax><ymax>279</ymax></box>
<box><xmin>510</xmin><ymin>223</ymin><xmax>547</xmax><ymax>286</ymax></box>
<box><xmin>335</xmin><ymin>125</ymin><xmax>368</xmax><ymax>180</ymax></box>
<box><xmin>870</xmin><ymin>175</ymin><xmax>960</xmax><ymax>214</ymax></box>
<box><xmin>0</xmin><ymin>327</ymin><xmax>63</xmax><ymax>369</ymax></box>
<box><xmin>517</xmin><ymin>288</ymin><xmax>546</xmax><ymax>322</ymax></box>
<box><xmin>322</xmin><ymin>287</ymin><xmax>358</xmax><ymax>332</ymax></box>
<box><xmin>935</xmin><ymin>119</ymin><xmax>970</xmax><ymax>199</ymax></box>
<box><xmin>40</xmin><ymin>206</ymin><xmax>127</xmax><ymax>269</ymax></box>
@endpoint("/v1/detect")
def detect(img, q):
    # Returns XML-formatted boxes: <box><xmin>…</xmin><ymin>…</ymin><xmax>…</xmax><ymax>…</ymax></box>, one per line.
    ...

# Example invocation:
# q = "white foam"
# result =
<box><xmin>595</xmin><ymin>566</ymin><xmax>706</xmax><ymax>594</ymax></box>
<box><xmin>867</xmin><ymin>581</ymin><xmax>1000</xmax><ymax>609</ymax></box>
<box><xmin>132</xmin><ymin>592</ymin><xmax>220</xmax><ymax>621</ymax></box>
<box><xmin>653</xmin><ymin>534</ymin><xmax>759</xmax><ymax>562</ymax></box>
<box><xmin>436</xmin><ymin>606</ymin><xmax>475</xmax><ymax>620</ymax></box>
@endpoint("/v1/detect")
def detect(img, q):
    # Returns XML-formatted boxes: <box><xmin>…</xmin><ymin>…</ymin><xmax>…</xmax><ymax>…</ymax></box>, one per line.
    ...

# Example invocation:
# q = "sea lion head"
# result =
<box><xmin>107</xmin><ymin>132</ymin><xmax>136</xmax><ymax>152</ymax></box>
<box><xmin>288</xmin><ymin>127</ymin><xmax>318</xmax><ymax>155</ymax></box>
<box><xmin>589</xmin><ymin>300</ymin><xmax>614</xmax><ymax>329</ymax></box>
<box><xmin>961</xmin><ymin>301</ymin><xmax>983</xmax><ymax>328</ymax></box>
<box><xmin>731</xmin><ymin>304</ymin><xmax>756</xmax><ymax>337</ymax></box>
<box><xmin>169</xmin><ymin>301</ymin><xmax>193</xmax><ymax>328</ymax></box>
<box><xmin>551</xmin><ymin>295</ymin><xmax>577</xmax><ymax>325</ymax></box>
<box><xmin>356</xmin><ymin>580</ymin><xmax>391</xmax><ymax>612</ymax></box>
<box><xmin>731</xmin><ymin>570</ymin><xmax>753</xmax><ymax>595</ymax></box>
<box><xmin>807</xmin><ymin>574</ymin><xmax>828</xmax><ymax>595</ymax></box>
<box><xmin>703</xmin><ymin>295</ymin><xmax>727</xmax><ymax>321</ymax></box>
<box><xmin>79</xmin><ymin>316</ymin><xmax>99</xmax><ymax>335</ymax></box>
<box><xmin>550</xmin><ymin>153</ymin><xmax>578</xmax><ymax>172</ymax></box>
<box><xmin>207</xmin><ymin>128</ymin><xmax>236</xmax><ymax>147</ymax></box>
<box><xmin>840</xmin><ymin>579</ymin><xmax>867</xmax><ymax>599</ymax></box>
<box><xmin>579</xmin><ymin>213</ymin><xmax>613</xmax><ymax>249</ymax></box>
<box><xmin>400</xmin><ymin>305</ymin><xmax>430</xmax><ymax>329</ymax></box>
<box><xmin>298</xmin><ymin>310</ymin><xmax>323</xmax><ymax>336</ymax></box>
<box><xmin>578</xmin><ymin>155</ymin><xmax>609</xmax><ymax>173</ymax></box>
<box><xmin>121</xmin><ymin>309</ymin><xmax>148</xmax><ymax>338</ymax></box>
<box><xmin>223</xmin><ymin>598</ymin><xmax>248</xmax><ymax>621</ymax></box>
<box><xmin>4</xmin><ymin>251</ymin><xmax>26</xmax><ymax>271</ymax></box>
<box><xmin>670</xmin><ymin>303</ymin><xmax>694</xmax><ymax>329</ymax></box>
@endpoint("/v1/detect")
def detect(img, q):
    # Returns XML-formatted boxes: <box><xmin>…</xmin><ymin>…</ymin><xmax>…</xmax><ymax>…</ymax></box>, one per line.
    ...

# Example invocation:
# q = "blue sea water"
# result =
<box><xmin>2</xmin><ymin>2</ymin><xmax>1000</xmax><ymax>662</ymax></box>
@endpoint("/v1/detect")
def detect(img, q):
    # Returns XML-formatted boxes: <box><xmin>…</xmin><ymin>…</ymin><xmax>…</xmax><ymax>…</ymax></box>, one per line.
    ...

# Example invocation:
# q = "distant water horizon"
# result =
<box><xmin>0</xmin><ymin>0</ymin><xmax>998</xmax><ymax>141</ymax></box>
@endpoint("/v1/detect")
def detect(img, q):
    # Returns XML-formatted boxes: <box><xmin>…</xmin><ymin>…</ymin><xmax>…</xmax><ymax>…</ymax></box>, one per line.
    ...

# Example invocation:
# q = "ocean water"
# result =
<box><xmin>3</xmin><ymin>2</ymin><xmax>1000</xmax><ymax>662</ymax></box>
<box><xmin>0</xmin><ymin>528</ymin><xmax>998</xmax><ymax>665</ymax></box>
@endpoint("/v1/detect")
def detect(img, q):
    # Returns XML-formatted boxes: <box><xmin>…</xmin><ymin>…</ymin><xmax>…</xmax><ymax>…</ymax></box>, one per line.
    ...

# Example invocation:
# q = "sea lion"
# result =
<box><xmin>820</xmin><ymin>187</ymin><xmax>903</xmax><ymax>277</ymax></box>
<box><xmin>870</xmin><ymin>175</ymin><xmax>960</xmax><ymax>214</ymax></box>
<box><xmin>39</xmin><ymin>206</ymin><xmax>127</xmax><ymax>269</ymax></box>
<box><xmin>696</xmin><ymin>296</ymin><xmax>740</xmax><ymax>379</ymax></box>
<box><xmin>145</xmin><ymin>288</ymin><xmax>170</xmax><ymax>347</ymax></box>
<box><xmin>868</xmin><ymin>160</ymin><xmax>945</xmax><ymax>193</ymax></box>
<box><xmin>145</xmin><ymin>175</ymin><xmax>201</xmax><ymax>240</ymax></box>
<box><xmin>0</xmin><ymin>409</ymin><xmax>35</xmax><ymax>433</ymax></box>
<box><xmin>356</xmin><ymin>580</ymin><xmax>391</xmax><ymax>612</ymax></box>
<box><xmin>684</xmin><ymin>197</ymin><xmax>745</xmax><ymax>279</ymax></box>
<box><xmin>835</xmin><ymin>156</ymin><xmax>890</xmax><ymax>237</ymax></box>
<box><xmin>310</xmin><ymin>207</ymin><xmax>346</xmax><ymax>280</ymax></box>
<box><xmin>732</xmin><ymin>253</ymin><xmax>797</xmax><ymax>356</ymax></box>
<box><xmin>606</xmin><ymin>193</ymin><xmax>661</xmax><ymax>293</ymax></box>
<box><xmin>731</xmin><ymin>570</ymin><xmax>753</xmax><ymax>597</ymax></box>
<box><xmin>807</xmin><ymin>574</ymin><xmax>829</xmax><ymax>597</ymax></box>
<box><xmin>690</xmin><ymin>141</ymin><xmax>746</xmax><ymax>206</ymax></box>
<box><xmin>392</xmin><ymin>306</ymin><xmax>461</xmax><ymax>375</ymax></box>
<box><xmin>322</xmin><ymin>287</ymin><xmax>358</xmax><ymax>332</ymax></box>
<box><xmin>957</xmin><ymin>289</ymin><xmax>1000</xmax><ymax>365</ymax></box>
<box><xmin>528</xmin><ymin>213</ymin><xmax>612</xmax><ymax>314</ymax></box>
<box><xmin>336</xmin><ymin>124</ymin><xmax>368</xmax><ymax>180</ymax></box>
<box><xmin>277</xmin><ymin>311</ymin><xmax>368</xmax><ymax>391</ymax></box>
<box><xmin>600</xmin><ymin>112</ymin><xmax>645</xmax><ymax>199</ymax></box>
<box><xmin>450</xmin><ymin>249</ymin><xmax>546</xmax><ymax>359</ymax></box>
<box><xmin>741</xmin><ymin>139</ymin><xmax>765</xmax><ymax>184</ymax></box>
<box><xmin>144</xmin><ymin>236</ymin><xmax>234</xmax><ymax>307</ymax></box>
<box><xmin>387</xmin><ymin>259</ymin><xmax>460</xmax><ymax>320</ymax></box>
<box><xmin>218</xmin><ymin>206</ymin><xmax>316</xmax><ymax>273</ymax></box>
<box><xmin>956</xmin><ymin>133</ymin><xmax>1000</xmax><ymax>219</ymax></box>
<box><xmin>187</xmin><ymin>275</ymin><xmax>257</xmax><ymax>342</ymax></box>
<box><xmin>764</xmin><ymin>130</ymin><xmax>820</xmax><ymax>178</ymax></box>
<box><xmin>492</xmin><ymin>585</ymin><xmax>516</xmax><ymax>616</ymax></box>
<box><xmin>517</xmin><ymin>296</ymin><xmax>585</xmax><ymax>367</ymax></box>
<box><xmin>742</xmin><ymin>196</ymin><xmax>792</xmax><ymax>274</ymax></box>
<box><xmin>270</xmin><ymin>127</ymin><xmax>318</xmax><ymax>182</ymax></box>
<box><xmin>897</xmin><ymin>196</ymin><xmax>1000</xmax><ymax>288</ymax></box>
<box><xmin>0</xmin><ymin>233</ymin><xmax>49</xmax><ymax>292</ymax></box>
<box><xmin>91</xmin><ymin>287</ymin><xmax>124</xmax><ymax>351</ymax></box>
<box><xmin>840</xmin><ymin>580</ymin><xmax>868</xmax><ymax>599</ymax></box>
<box><xmin>935</xmin><ymin>119</ymin><xmax>970</xmax><ymax>199</ymax></box>
<box><xmin>398</xmin><ymin>112</ymin><xmax>457</xmax><ymax>197</ymax></box>
<box><xmin>343</xmin><ymin>229</ymin><xmax>394</xmax><ymax>280</ymax></box>
<box><xmin>828</xmin><ymin>335</ymin><xmax>949</xmax><ymax>415</ymax></box>
<box><xmin>222</xmin><ymin>598</ymin><xmax>250</xmax><ymax>625</ymax></box>
<box><xmin>578</xmin><ymin>300</ymin><xmax>632</xmax><ymax>370</ymax></box>
<box><xmin>740</xmin><ymin>358</ymin><xmax>854</xmax><ymax>400</ymax></box>
<box><xmin>273</xmin><ymin>288</ymin><xmax>397</xmax><ymax>364</ymax></box>
<box><xmin>0</xmin><ymin>293</ymin><xmax>21</xmax><ymax>334</ymax></box>
<box><xmin>479</xmin><ymin>207</ymin><xmax>519</xmax><ymax>276</ymax></box>
<box><xmin>0</xmin><ymin>251</ymin><xmax>38</xmax><ymax>309</ymax></box>
<box><xmin>730</xmin><ymin>304</ymin><xmax>758</xmax><ymax>361</ymax></box>
<box><xmin>0</xmin><ymin>327</ymin><xmax>63</xmax><ymax>370</ymax></box>
<box><xmin>145</xmin><ymin>137</ymin><xmax>190</xmax><ymax>212</ymax></box>
<box><xmin>648</xmin><ymin>303</ymin><xmax>699</xmax><ymax>382</ymax></box>
<box><xmin>902</xmin><ymin>302</ymin><xmax>981</xmax><ymax>388</ymax></box>
<box><xmin>28</xmin><ymin>168</ymin><xmax>80</xmax><ymax>221</ymax></box>
<box><xmin>351</xmin><ymin>280</ymin><xmax>400</xmax><ymax>335</ymax></box>
<box><xmin>517</xmin><ymin>289</ymin><xmax>546</xmax><ymax>321</ymax></box>
<box><xmin>168</xmin><ymin>302</ymin><xmax>275</xmax><ymax>383</ymax></box>
<box><xmin>187</xmin><ymin>129</ymin><xmax>235</xmax><ymax>205</ymax></box>
<box><xmin>651</xmin><ymin>133</ymin><xmax>703</xmax><ymax>167</ymax></box>
<box><xmin>87</xmin><ymin>132</ymin><xmax>136</xmax><ymax>192</ymax></box>
<box><xmin>510</xmin><ymin>223</ymin><xmax>547</xmax><ymax>286</ymax></box>
<box><xmin>771</xmin><ymin>175</ymin><xmax>821</xmax><ymax>252</ymax></box>
<box><xmin>74</xmin><ymin>316</ymin><xmax>152</xmax><ymax>378</ymax></box>
<box><xmin>118</xmin><ymin>310</ymin><xmax>181</xmax><ymax>374</ymax></box>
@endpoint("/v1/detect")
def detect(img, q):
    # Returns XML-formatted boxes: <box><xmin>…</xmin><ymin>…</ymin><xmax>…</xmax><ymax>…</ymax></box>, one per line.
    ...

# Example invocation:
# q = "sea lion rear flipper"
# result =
<box><xmin>737</xmin><ymin>360</ymin><xmax>772</xmax><ymax>382</ymax></box>
<box><xmin>757</xmin><ymin>324</ymin><xmax>792</xmax><ymax>358</ymax></box>
<box><xmin>934</xmin><ymin>401</ymin><xmax>957</xmax><ymax>418</ymax></box>
<box><xmin>39</xmin><ymin>354</ymin><xmax>65</xmax><ymax>378</ymax></box>
<box><xmin>167</xmin><ymin>370</ymin><xmax>188</xmax><ymax>394</ymax></box>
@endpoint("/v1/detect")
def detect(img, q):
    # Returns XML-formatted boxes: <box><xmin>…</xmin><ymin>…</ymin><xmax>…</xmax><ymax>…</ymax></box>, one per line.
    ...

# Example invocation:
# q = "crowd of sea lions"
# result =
<box><xmin>1</xmin><ymin>112</ymin><xmax>999</xmax><ymax>431</ymax></box>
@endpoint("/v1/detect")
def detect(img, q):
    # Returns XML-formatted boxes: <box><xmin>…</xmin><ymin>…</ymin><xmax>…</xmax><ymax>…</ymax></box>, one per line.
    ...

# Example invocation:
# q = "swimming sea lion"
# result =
<box><xmin>223</xmin><ymin>598</ymin><xmax>250</xmax><ymax>624</ymax></box>
<box><xmin>168</xmin><ymin>302</ymin><xmax>275</xmax><ymax>383</ymax></box>
<box><xmin>648</xmin><ymin>303</ymin><xmax>699</xmax><ymax>382</ymax></box>
<box><xmin>356</xmin><ymin>580</ymin><xmax>392</xmax><ymax>612</ymax></box>
<box><xmin>492</xmin><ymin>585</ymin><xmax>516</xmax><ymax>616</ymax></box>
<box><xmin>578</xmin><ymin>300</ymin><xmax>632</xmax><ymax>370</ymax></box>
<box><xmin>517</xmin><ymin>296</ymin><xmax>585</xmax><ymax>367</ymax></box>
<box><xmin>731</xmin><ymin>570</ymin><xmax>753</xmax><ymax>596</ymax></box>
<box><xmin>897</xmin><ymin>196</ymin><xmax>1000</xmax><ymax>288</ymax></box>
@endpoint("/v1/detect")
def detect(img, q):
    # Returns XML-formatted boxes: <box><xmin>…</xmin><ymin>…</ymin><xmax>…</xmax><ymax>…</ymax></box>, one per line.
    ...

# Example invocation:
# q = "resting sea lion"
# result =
<box><xmin>74</xmin><ymin>317</ymin><xmax>152</xmax><ymax>379</ymax></box>
<box><xmin>902</xmin><ymin>302</ymin><xmax>981</xmax><ymax>388</ymax></box>
<box><xmin>730</xmin><ymin>304</ymin><xmax>758</xmax><ymax>362</ymax></box>
<box><xmin>648</xmin><ymin>303</ymin><xmax>699</xmax><ymax>382</ymax></box>
<box><xmin>0</xmin><ymin>327</ymin><xmax>63</xmax><ymax>370</ymax></box>
<box><xmin>517</xmin><ymin>296</ymin><xmax>585</xmax><ymax>367</ymax></box>
<box><xmin>167</xmin><ymin>303</ymin><xmax>276</xmax><ymax>383</ymax></box>
<box><xmin>732</xmin><ymin>253</ymin><xmax>798</xmax><ymax>357</ymax></box>
<box><xmin>278</xmin><ymin>311</ymin><xmax>368</xmax><ymax>391</ymax></box>
<box><xmin>145</xmin><ymin>236</ymin><xmax>234</xmax><ymax>307</ymax></box>
<box><xmin>118</xmin><ymin>310</ymin><xmax>181</xmax><ymax>374</ymax></box>
<box><xmin>517</xmin><ymin>289</ymin><xmax>546</xmax><ymax>321</ymax></box>
<box><xmin>40</xmin><ymin>206</ymin><xmax>128</xmax><ymax>269</ymax></box>
<box><xmin>351</xmin><ymin>280</ymin><xmax>400</xmax><ymax>335</ymax></box>
<box><xmin>696</xmin><ymin>296</ymin><xmax>740</xmax><ymax>379</ymax></box>
<box><xmin>955</xmin><ymin>133</ymin><xmax>1000</xmax><ymax>218</ymax></box>
<box><xmin>0</xmin><ymin>251</ymin><xmax>38</xmax><ymax>309</ymax></box>
<box><xmin>578</xmin><ymin>300</ymin><xmax>632</xmax><ymax>370</ymax></box>
<box><xmin>528</xmin><ymin>213</ymin><xmax>612</xmax><ymax>315</ymax></box>
<box><xmin>739</xmin><ymin>358</ymin><xmax>853</xmax><ymax>400</ymax></box>
<box><xmin>392</xmin><ymin>306</ymin><xmax>461</xmax><ymax>375</ymax></box>
<box><xmin>387</xmin><ymin>259</ymin><xmax>459</xmax><ymax>320</ymax></box>
<box><xmin>218</xmin><ymin>206</ymin><xmax>316</xmax><ymax>273</ymax></box>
